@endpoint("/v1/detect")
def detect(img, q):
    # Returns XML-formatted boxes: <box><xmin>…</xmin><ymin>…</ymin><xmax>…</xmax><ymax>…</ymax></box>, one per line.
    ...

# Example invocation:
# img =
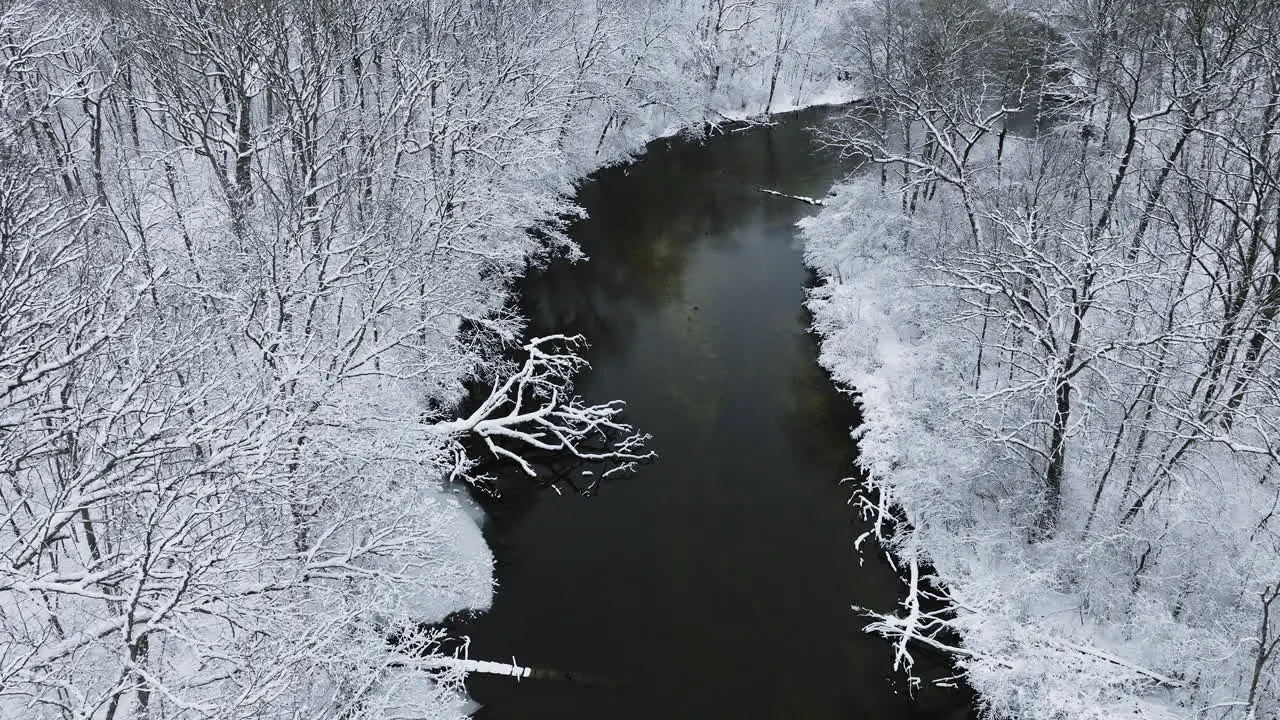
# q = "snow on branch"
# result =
<box><xmin>857</xmin><ymin>563</ymin><xmax>1187</xmax><ymax>693</ymax></box>
<box><xmin>435</xmin><ymin>335</ymin><xmax>654</xmax><ymax>484</ymax></box>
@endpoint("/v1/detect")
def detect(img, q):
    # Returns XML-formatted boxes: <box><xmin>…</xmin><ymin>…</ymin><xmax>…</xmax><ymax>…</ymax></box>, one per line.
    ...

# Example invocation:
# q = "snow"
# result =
<box><xmin>802</xmin><ymin>173</ymin><xmax>1280</xmax><ymax>719</ymax></box>
<box><xmin>0</xmin><ymin>0</ymin><xmax>873</xmax><ymax>716</ymax></box>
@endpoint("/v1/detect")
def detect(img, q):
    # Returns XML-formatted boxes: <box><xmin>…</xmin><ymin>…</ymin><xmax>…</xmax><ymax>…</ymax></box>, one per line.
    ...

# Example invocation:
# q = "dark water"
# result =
<box><xmin>458</xmin><ymin>106</ymin><xmax>975</xmax><ymax>719</ymax></box>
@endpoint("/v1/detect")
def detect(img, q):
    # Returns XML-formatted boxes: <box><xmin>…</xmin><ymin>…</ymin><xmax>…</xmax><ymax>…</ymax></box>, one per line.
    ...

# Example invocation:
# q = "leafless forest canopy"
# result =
<box><xmin>4</xmin><ymin>0</ymin><xmax>1279</xmax><ymax>717</ymax></box>
<box><xmin>0</xmin><ymin>0</ymin><xmax>854</xmax><ymax>717</ymax></box>
<box><xmin>805</xmin><ymin>0</ymin><xmax>1280</xmax><ymax>717</ymax></box>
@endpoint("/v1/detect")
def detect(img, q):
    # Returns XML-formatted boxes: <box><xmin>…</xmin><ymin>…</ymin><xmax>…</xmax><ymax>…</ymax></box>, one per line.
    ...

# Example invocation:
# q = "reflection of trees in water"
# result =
<box><xmin>660</xmin><ymin>311</ymin><xmax>725</xmax><ymax>445</ymax></box>
<box><xmin>518</xmin><ymin>151</ymin><xmax>730</xmax><ymax>355</ymax></box>
<box><xmin>517</xmin><ymin>106</ymin><xmax>854</xmax><ymax>359</ymax></box>
<box><xmin>782</xmin><ymin>304</ymin><xmax>863</xmax><ymax>469</ymax></box>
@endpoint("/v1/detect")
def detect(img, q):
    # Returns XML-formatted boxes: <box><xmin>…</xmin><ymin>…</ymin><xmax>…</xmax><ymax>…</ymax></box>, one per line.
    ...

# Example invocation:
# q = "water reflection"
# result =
<box><xmin>455</xmin><ymin>106</ymin><xmax>977</xmax><ymax>719</ymax></box>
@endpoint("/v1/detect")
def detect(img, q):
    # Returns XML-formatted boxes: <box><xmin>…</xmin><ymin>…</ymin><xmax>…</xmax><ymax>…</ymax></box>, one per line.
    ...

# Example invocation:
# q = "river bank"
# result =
<box><xmin>449</xmin><ymin>104</ymin><xmax>978</xmax><ymax>719</ymax></box>
<box><xmin>800</xmin><ymin>171</ymin><xmax>1271</xmax><ymax>719</ymax></box>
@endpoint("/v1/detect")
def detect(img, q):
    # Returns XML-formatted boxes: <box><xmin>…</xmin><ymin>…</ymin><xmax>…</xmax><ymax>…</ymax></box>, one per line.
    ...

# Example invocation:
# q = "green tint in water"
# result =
<box><xmin>458</xmin><ymin>106</ymin><xmax>976</xmax><ymax>720</ymax></box>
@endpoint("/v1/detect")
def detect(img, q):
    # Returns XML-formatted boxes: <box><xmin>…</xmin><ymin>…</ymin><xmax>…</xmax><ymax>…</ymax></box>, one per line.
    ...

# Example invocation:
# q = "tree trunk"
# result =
<box><xmin>1038</xmin><ymin>376</ymin><xmax>1071</xmax><ymax>536</ymax></box>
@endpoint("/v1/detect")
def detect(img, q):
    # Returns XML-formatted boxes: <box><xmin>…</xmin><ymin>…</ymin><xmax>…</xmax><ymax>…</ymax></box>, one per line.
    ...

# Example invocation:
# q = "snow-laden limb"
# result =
<box><xmin>394</xmin><ymin>650</ymin><xmax>618</xmax><ymax>686</ymax></box>
<box><xmin>434</xmin><ymin>335</ymin><xmax>654</xmax><ymax>485</ymax></box>
<box><xmin>859</xmin><ymin>582</ymin><xmax>1186</xmax><ymax>690</ymax></box>
<box><xmin>416</xmin><ymin>657</ymin><xmax>534</xmax><ymax>680</ymax></box>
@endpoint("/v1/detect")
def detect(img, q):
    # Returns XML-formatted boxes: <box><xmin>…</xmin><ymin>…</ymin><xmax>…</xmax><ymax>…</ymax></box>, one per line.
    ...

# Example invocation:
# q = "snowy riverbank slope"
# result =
<box><xmin>801</xmin><ymin>173</ymin><xmax>1280</xmax><ymax>719</ymax></box>
<box><xmin>801</xmin><ymin>1</ymin><xmax>1280</xmax><ymax>717</ymax></box>
<box><xmin>0</xmin><ymin>1</ymin><xmax>861</xmax><ymax>717</ymax></box>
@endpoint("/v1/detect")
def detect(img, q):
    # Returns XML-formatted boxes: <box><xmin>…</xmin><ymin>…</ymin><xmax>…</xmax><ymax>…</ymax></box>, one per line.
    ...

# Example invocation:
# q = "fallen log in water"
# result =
<box><xmin>421</xmin><ymin>656</ymin><xmax>535</xmax><ymax>679</ymax></box>
<box><xmin>400</xmin><ymin>655</ymin><xmax>622</xmax><ymax>687</ymax></box>
<box><xmin>758</xmin><ymin>187</ymin><xmax>825</xmax><ymax>206</ymax></box>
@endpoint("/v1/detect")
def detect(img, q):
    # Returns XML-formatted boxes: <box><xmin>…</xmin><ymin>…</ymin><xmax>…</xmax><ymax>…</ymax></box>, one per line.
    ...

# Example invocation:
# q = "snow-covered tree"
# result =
<box><xmin>2</xmin><ymin>0</ymin><xmax>867</xmax><ymax>716</ymax></box>
<box><xmin>805</xmin><ymin>0</ymin><xmax>1280</xmax><ymax>717</ymax></box>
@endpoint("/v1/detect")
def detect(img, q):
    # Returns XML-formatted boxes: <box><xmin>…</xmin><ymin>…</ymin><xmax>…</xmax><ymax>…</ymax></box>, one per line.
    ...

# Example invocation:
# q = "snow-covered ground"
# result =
<box><xmin>0</xmin><ymin>0</ymin><xmax>868</xmax><ymax>716</ymax></box>
<box><xmin>801</xmin><ymin>174</ymin><xmax>1279</xmax><ymax>720</ymax></box>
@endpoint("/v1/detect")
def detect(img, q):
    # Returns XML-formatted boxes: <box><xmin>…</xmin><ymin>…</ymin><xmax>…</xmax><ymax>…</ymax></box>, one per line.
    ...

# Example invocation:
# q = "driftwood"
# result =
<box><xmin>402</xmin><ymin>656</ymin><xmax>621</xmax><ymax>687</ymax></box>
<box><xmin>758</xmin><ymin>187</ymin><xmax>826</xmax><ymax>206</ymax></box>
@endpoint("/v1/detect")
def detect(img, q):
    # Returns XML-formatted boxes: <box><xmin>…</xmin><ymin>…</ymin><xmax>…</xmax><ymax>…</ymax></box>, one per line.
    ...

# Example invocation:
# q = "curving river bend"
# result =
<box><xmin>456</xmin><ymin>105</ymin><xmax>977</xmax><ymax>719</ymax></box>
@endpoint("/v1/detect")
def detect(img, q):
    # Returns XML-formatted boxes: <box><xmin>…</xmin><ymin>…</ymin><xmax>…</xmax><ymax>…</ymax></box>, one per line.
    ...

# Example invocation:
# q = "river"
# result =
<box><xmin>453</xmin><ymin>105</ymin><xmax>977</xmax><ymax>719</ymax></box>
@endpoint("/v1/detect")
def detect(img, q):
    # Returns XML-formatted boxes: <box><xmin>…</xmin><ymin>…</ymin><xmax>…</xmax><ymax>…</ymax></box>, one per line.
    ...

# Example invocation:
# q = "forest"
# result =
<box><xmin>804</xmin><ymin>0</ymin><xmax>1280</xmax><ymax>718</ymax></box>
<box><xmin>8</xmin><ymin>0</ymin><xmax>1275</xmax><ymax>717</ymax></box>
<box><xmin>0</xmin><ymin>0</ymin><xmax>854</xmax><ymax>718</ymax></box>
